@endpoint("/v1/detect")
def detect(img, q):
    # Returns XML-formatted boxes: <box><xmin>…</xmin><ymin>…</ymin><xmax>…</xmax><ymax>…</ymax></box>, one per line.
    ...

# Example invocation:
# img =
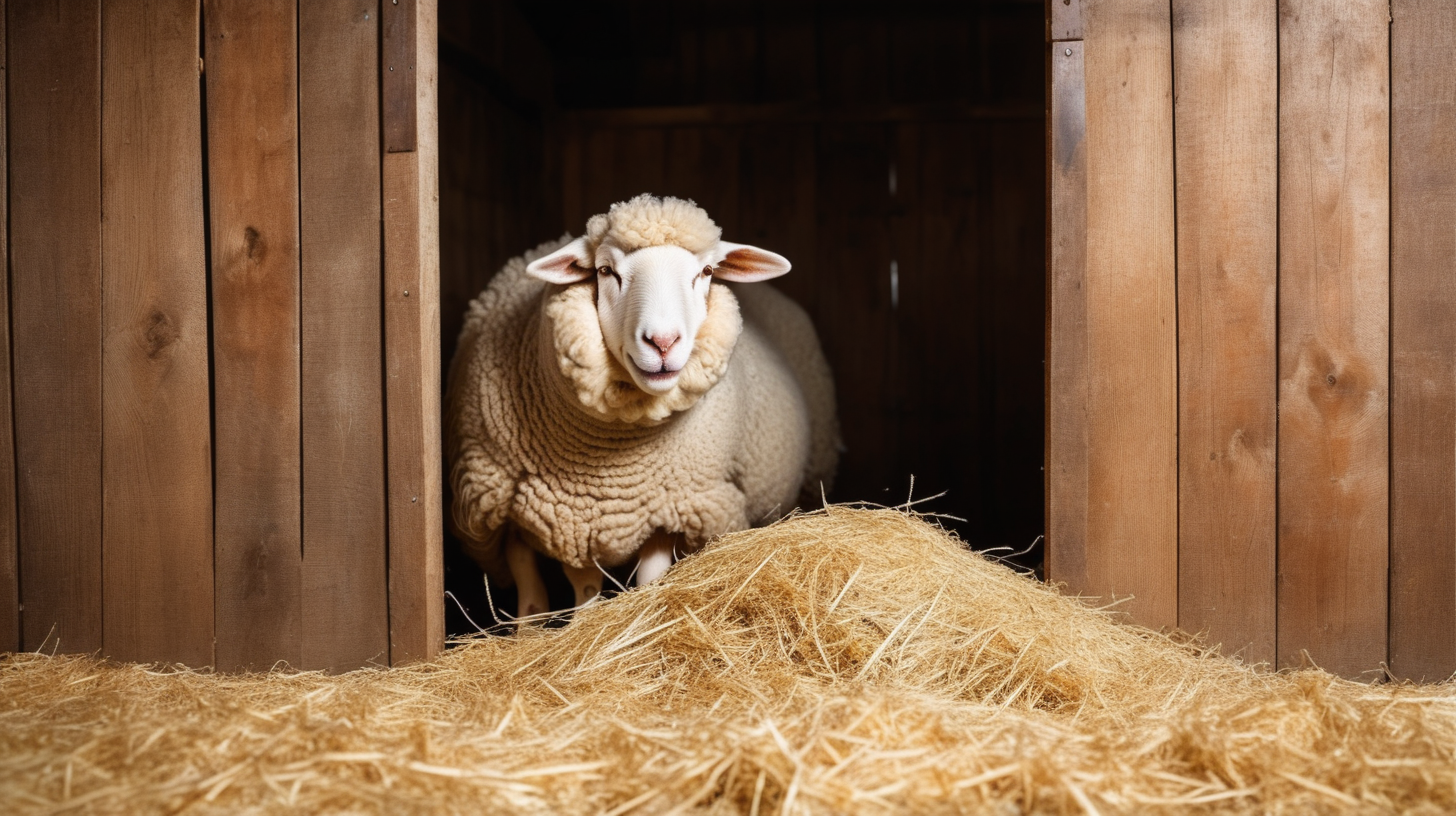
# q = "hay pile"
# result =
<box><xmin>2</xmin><ymin>508</ymin><xmax>1454</xmax><ymax>814</ymax></box>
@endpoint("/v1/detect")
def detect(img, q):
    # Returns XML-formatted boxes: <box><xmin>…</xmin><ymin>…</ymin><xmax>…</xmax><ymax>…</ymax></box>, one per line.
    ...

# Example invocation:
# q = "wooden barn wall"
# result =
<box><xmin>1048</xmin><ymin>0</ymin><xmax>1456</xmax><ymax>681</ymax></box>
<box><xmin>435</xmin><ymin>0</ymin><xmax>1048</xmax><ymax>629</ymax></box>
<box><xmin>2</xmin><ymin>0</ymin><xmax>442</xmax><ymax>668</ymax></box>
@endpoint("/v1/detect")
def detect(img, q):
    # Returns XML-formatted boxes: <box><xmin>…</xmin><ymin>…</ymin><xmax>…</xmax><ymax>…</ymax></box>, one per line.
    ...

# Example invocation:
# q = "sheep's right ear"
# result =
<box><xmin>526</xmin><ymin>237</ymin><xmax>595</xmax><ymax>284</ymax></box>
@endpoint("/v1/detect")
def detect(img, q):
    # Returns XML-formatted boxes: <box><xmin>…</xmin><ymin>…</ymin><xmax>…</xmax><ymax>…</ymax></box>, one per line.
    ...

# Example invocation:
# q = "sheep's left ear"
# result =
<box><xmin>709</xmin><ymin>241</ymin><xmax>791</xmax><ymax>282</ymax></box>
<box><xmin>526</xmin><ymin>236</ymin><xmax>595</xmax><ymax>284</ymax></box>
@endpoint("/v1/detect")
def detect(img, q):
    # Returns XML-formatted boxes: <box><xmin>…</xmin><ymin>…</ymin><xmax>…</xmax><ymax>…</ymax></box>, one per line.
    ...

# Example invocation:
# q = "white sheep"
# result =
<box><xmin>446</xmin><ymin>193</ymin><xmax>839</xmax><ymax>620</ymax></box>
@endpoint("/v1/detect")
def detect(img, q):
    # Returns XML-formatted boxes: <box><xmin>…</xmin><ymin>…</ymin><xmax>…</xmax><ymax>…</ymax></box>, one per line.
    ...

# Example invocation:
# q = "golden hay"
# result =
<box><xmin>2</xmin><ymin>507</ymin><xmax>1454</xmax><ymax>814</ymax></box>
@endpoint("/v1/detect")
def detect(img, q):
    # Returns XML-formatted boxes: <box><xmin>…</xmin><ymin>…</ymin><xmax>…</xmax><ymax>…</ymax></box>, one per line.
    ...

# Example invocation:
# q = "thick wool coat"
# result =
<box><xmin>446</xmin><ymin>236</ymin><xmax>839</xmax><ymax>582</ymax></box>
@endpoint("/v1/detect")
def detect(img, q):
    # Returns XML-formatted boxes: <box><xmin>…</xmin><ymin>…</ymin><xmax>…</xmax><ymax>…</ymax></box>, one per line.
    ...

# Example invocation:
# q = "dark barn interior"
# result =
<box><xmin>438</xmin><ymin>0</ymin><xmax>1047</xmax><ymax>632</ymax></box>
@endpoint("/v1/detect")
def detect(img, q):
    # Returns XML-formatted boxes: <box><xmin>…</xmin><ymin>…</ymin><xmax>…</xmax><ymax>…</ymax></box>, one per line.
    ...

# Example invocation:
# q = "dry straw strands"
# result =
<box><xmin>2</xmin><ymin>507</ymin><xmax>1454</xmax><ymax>814</ymax></box>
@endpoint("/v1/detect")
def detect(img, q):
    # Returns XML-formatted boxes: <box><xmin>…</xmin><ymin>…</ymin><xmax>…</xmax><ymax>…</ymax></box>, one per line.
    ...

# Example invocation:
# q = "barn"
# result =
<box><xmin>0</xmin><ymin>0</ymin><xmax>1449</xmax><ymax>686</ymax></box>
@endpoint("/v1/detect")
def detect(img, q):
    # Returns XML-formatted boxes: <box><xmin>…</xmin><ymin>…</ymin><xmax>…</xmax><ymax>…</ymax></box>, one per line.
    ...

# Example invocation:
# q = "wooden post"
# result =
<box><xmin>384</xmin><ymin>0</ymin><xmax>444</xmax><ymax>664</ymax></box>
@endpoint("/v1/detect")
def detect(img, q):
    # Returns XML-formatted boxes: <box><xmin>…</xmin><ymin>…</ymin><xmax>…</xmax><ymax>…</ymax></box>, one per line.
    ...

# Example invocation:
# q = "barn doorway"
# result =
<box><xmin>438</xmin><ymin>0</ymin><xmax>1047</xmax><ymax>633</ymax></box>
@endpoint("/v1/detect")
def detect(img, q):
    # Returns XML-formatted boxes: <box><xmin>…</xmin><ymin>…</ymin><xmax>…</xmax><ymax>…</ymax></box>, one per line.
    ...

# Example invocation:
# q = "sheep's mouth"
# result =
<box><xmin>631</xmin><ymin>359</ymin><xmax>682</xmax><ymax>386</ymax></box>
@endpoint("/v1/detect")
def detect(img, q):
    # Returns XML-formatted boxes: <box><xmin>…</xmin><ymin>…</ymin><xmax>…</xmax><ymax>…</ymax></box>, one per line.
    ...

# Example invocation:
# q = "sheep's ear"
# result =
<box><xmin>526</xmin><ymin>237</ymin><xmax>595</xmax><ymax>284</ymax></box>
<box><xmin>710</xmin><ymin>241</ymin><xmax>791</xmax><ymax>282</ymax></box>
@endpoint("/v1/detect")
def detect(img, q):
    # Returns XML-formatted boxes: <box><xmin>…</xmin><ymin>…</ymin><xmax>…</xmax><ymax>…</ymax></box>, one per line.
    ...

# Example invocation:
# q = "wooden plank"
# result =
<box><xmin>384</xmin><ymin>0</ymin><xmax>443</xmax><ymax>664</ymax></box>
<box><xmin>204</xmin><ymin>0</ymin><xmax>302</xmax><ymax>671</ymax></box>
<box><xmin>300</xmin><ymin>0</ymin><xmax>389</xmax><ymax>672</ymax></box>
<box><xmin>1172</xmin><ymin>0</ymin><xmax>1278</xmax><ymax>665</ymax></box>
<box><xmin>8</xmin><ymin>0</ymin><xmax>103</xmax><ymax>655</ymax></box>
<box><xmin>1045</xmin><ymin>41</ymin><xmax>1088</xmax><ymax>592</ymax></box>
<box><xmin>100</xmin><ymin>0</ymin><xmax>214</xmax><ymax>666</ymax></box>
<box><xmin>1277</xmin><ymin>0</ymin><xmax>1389</xmax><ymax>677</ymax></box>
<box><xmin>1049</xmin><ymin>0</ymin><xmax>1084</xmax><ymax>42</ymax></box>
<box><xmin>1390</xmin><ymin>0</ymin><xmax>1456</xmax><ymax>682</ymax></box>
<box><xmin>0</xmin><ymin>0</ymin><xmax>16</xmax><ymax>654</ymax></box>
<box><xmin>383</xmin><ymin>0</ymin><xmax>418</xmax><ymax>152</ymax></box>
<box><xmin>1080</xmin><ymin>1</ymin><xmax>1178</xmax><ymax>628</ymax></box>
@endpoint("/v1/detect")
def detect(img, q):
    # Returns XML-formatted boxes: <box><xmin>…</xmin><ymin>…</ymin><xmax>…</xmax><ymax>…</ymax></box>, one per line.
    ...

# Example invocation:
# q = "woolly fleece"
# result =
<box><xmin>447</xmin><ymin>234</ymin><xmax>839</xmax><ymax>580</ymax></box>
<box><xmin>584</xmin><ymin>193</ymin><xmax>722</xmax><ymax>254</ymax></box>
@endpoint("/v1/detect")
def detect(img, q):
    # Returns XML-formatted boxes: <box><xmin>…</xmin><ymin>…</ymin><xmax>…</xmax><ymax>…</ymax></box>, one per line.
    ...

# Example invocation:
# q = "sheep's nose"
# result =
<box><xmin>646</xmin><ymin>332</ymin><xmax>679</xmax><ymax>356</ymax></box>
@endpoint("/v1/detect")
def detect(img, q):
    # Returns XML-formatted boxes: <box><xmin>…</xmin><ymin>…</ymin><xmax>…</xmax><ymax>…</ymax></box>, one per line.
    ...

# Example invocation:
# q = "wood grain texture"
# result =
<box><xmin>8</xmin><ymin>0</ymin><xmax>103</xmax><ymax>654</ymax></box>
<box><xmin>300</xmin><ymin>0</ymin><xmax>389</xmax><ymax>672</ymax></box>
<box><xmin>0</xmin><ymin>0</ymin><xmax>16</xmax><ymax>654</ymax></box>
<box><xmin>1390</xmin><ymin>0</ymin><xmax>1456</xmax><ymax>682</ymax></box>
<box><xmin>384</xmin><ymin>0</ymin><xmax>443</xmax><ymax>664</ymax></box>
<box><xmin>383</xmin><ymin>0</ymin><xmax>418</xmax><ymax>152</ymax></box>
<box><xmin>1171</xmin><ymin>0</ymin><xmax>1278</xmax><ymax>665</ymax></box>
<box><xmin>1049</xmin><ymin>0</ymin><xmax>1084</xmax><ymax>42</ymax></box>
<box><xmin>1277</xmin><ymin>0</ymin><xmax>1389</xmax><ymax>677</ymax></box>
<box><xmin>100</xmin><ymin>0</ymin><xmax>214</xmax><ymax>666</ymax></box>
<box><xmin>1045</xmin><ymin>41</ymin><xmax>1089</xmax><ymax>592</ymax></box>
<box><xmin>204</xmin><ymin>0</ymin><xmax>302</xmax><ymax>672</ymax></box>
<box><xmin>1081</xmin><ymin>0</ymin><xmax>1178</xmax><ymax>628</ymax></box>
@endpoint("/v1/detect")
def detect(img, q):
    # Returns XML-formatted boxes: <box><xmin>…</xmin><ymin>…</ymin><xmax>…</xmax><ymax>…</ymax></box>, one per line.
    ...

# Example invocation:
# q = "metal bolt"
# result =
<box><xmin>404</xmin><ymin>290</ymin><xmax>410</xmax><ymax>297</ymax></box>
<box><xmin>411</xmin><ymin>496</ymin><xmax>418</xmax><ymax>503</ymax></box>
<box><xmin>1065</xmin><ymin>48</ymin><xmax>1072</xmax><ymax>57</ymax></box>
<box><xmin>389</xmin><ymin>66</ymin><xmax>395</xmax><ymax>71</ymax></box>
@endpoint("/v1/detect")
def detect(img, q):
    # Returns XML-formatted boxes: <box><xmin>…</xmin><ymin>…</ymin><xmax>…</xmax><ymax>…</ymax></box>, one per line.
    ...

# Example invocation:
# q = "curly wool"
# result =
<box><xmin>447</xmin><ymin>235</ymin><xmax>838</xmax><ymax>578</ymax></box>
<box><xmin>584</xmin><ymin>193</ymin><xmax>722</xmax><ymax>255</ymax></box>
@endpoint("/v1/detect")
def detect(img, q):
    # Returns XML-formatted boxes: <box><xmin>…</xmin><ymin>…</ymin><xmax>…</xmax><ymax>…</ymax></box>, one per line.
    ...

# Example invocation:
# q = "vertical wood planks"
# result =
<box><xmin>383</xmin><ymin>0</ymin><xmax>418</xmax><ymax>153</ymax></box>
<box><xmin>1079</xmin><ymin>0</ymin><xmax>1178</xmax><ymax>628</ymax></box>
<box><xmin>1045</xmin><ymin>41</ymin><xmax>1089</xmax><ymax>593</ymax></box>
<box><xmin>100</xmin><ymin>0</ymin><xmax>214</xmax><ymax>665</ymax></box>
<box><xmin>1278</xmin><ymin>0</ymin><xmax>1389</xmax><ymax>676</ymax></box>
<box><xmin>1390</xmin><ymin>0</ymin><xmax>1456</xmax><ymax>681</ymax></box>
<box><xmin>384</xmin><ymin>0</ymin><xmax>444</xmax><ymax>663</ymax></box>
<box><xmin>1172</xmin><ymin>0</ymin><xmax>1278</xmax><ymax>665</ymax></box>
<box><xmin>204</xmin><ymin>0</ymin><xmax>303</xmax><ymax>671</ymax></box>
<box><xmin>300</xmin><ymin>0</ymin><xmax>389</xmax><ymax>672</ymax></box>
<box><xmin>8</xmin><ymin>0</ymin><xmax>104</xmax><ymax>655</ymax></box>
<box><xmin>0</xmin><ymin>0</ymin><xmax>16</xmax><ymax>654</ymax></box>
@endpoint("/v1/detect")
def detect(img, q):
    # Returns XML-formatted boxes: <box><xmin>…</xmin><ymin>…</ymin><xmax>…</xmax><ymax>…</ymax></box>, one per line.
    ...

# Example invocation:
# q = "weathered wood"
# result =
<box><xmin>204</xmin><ymin>0</ymin><xmax>302</xmax><ymax>672</ymax></box>
<box><xmin>300</xmin><ymin>0</ymin><xmax>390</xmax><ymax>672</ymax></box>
<box><xmin>1390</xmin><ymin>0</ymin><xmax>1456</xmax><ymax>682</ymax></box>
<box><xmin>100</xmin><ymin>0</ymin><xmax>214</xmax><ymax>666</ymax></box>
<box><xmin>9</xmin><ymin>0</ymin><xmax>104</xmax><ymax>655</ymax></box>
<box><xmin>383</xmin><ymin>0</ymin><xmax>418</xmax><ymax>153</ymax></box>
<box><xmin>1045</xmin><ymin>41</ymin><xmax>1088</xmax><ymax>592</ymax></box>
<box><xmin>1277</xmin><ymin>0</ymin><xmax>1390</xmax><ymax>677</ymax></box>
<box><xmin>384</xmin><ymin>0</ymin><xmax>443</xmax><ymax>664</ymax></box>
<box><xmin>0</xmin><ymin>0</ymin><xmax>16</xmax><ymax>654</ymax></box>
<box><xmin>1172</xmin><ymin>0</ymin><xmax>1278</xmax><ymax>665</ymax></box>
<box><xmin>1049</xmin><ymin>0</ymin><xmax>1084</xmax><ymax>42</ymax></box>
<box><xmin>1080</xmin><ymin>0</ymin><xmax>1178</xmax><ymax>628</ymax></box>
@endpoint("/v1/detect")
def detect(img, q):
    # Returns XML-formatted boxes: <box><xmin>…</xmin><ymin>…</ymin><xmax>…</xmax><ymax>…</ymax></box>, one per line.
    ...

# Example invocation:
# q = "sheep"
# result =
<box><xmin>446</xmin><ymin>193</ymin><xmax>839</xmax><ymax>621</ymax></box>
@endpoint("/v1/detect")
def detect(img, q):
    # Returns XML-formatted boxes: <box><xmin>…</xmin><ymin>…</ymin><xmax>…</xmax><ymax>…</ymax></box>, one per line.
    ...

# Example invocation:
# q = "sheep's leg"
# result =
<box><xmin>505</xmin><ymin>534</ymin><xmax>548</xmax><ymax>625</ymax></box>
<box><xmin>561</xmin><ymin>561</ymin><xmax>603</xmax><ymax>609</ymax></box>
<box><xmin>635</xmin><ymin>531</ymin><xmax>681</xmax><ymax>586</ymax></box>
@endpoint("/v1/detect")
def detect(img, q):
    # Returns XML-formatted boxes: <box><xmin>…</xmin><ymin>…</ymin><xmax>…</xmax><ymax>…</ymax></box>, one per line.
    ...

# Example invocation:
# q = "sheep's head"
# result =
<box><xmin>526</xmin><ymin>194</ymin><xmax>790</xmax><ymax>397</ymax></box>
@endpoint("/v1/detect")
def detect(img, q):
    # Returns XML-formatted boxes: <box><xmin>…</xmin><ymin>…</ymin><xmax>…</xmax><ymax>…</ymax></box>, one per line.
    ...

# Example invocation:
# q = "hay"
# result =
<box><xmin>2</xmin><ymin>508</ymin><xmax>1454</xmax><ymax>815</ymax></box>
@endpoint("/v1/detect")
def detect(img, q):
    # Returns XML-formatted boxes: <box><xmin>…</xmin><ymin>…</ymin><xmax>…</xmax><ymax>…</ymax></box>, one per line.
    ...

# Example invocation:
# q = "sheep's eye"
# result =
<box><xmin>701</xmin><ymin>266</ymin><xmax>713</xmax><ymax>278</ymax></box>
<box><xmin>598</xmin><ymin>266</ymin><xmax>617</xmax><ymax>280</ymax></box>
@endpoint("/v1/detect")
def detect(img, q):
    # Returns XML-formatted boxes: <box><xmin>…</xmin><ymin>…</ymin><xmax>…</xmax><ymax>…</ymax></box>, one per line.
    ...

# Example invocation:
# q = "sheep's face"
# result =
<box><xmin>527</xmin><ymin>237</ymin><xmax>791</xmax><ymax>395</ymax></box>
